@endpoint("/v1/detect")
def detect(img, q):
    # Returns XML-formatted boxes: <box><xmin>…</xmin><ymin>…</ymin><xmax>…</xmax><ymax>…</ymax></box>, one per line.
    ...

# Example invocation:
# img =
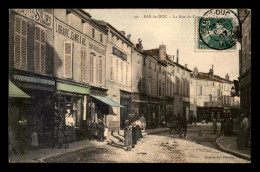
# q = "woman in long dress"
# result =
<box><xmin>124</xmin><ymin>120</ymin><xmax>132</xmax><ymax>151</ymax></box>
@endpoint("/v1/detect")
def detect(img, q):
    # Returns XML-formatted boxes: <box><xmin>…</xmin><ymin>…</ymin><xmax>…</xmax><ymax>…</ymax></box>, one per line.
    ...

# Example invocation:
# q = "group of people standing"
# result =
<box><xmin>218</xmin><ymin>113</ymin><xmax>250</xmax><ymax>150</ymax></box>
<box><xmin>124</xmin><ymin>113</ymin><xmax>146</xmax><ymax>151</ymax></box>
<box><xmin>89</xmin><ymin>118</ymin><xmax>106</xmax><ymax>142</ymax></box>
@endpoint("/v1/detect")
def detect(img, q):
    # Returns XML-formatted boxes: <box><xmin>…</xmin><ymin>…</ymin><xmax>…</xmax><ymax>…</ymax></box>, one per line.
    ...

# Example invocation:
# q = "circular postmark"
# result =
<box><xmin>199</xmin><ymin>9</ymin><xmax>241</xmax><ymax>50</ymax></box>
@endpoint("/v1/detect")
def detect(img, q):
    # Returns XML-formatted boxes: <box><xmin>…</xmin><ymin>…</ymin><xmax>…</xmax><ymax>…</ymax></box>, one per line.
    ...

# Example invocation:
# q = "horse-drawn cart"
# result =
<box><xmin>166</xmin><ymin>121</ymin><xmax>181</xmax><ymax>134</ymax></box>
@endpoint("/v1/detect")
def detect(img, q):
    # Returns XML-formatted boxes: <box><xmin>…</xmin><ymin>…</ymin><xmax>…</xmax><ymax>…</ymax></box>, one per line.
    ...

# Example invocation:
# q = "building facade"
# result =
<box><xmin>9</xmin><ymin>9</ymin><xmax>56</xmax><ymax>150</ymax></box>
<box><xmin>238</xmin><ymin>9</ymin><xmax>251</xmax><ymax>128</ymax></box>
<box><xmin>53</xmin><ymin>9</ymin><xmax>109</xmax><ymax>141</ymax></box>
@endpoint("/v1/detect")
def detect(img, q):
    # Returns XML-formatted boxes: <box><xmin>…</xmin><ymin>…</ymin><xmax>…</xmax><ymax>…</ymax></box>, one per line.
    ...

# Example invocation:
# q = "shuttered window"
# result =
<box><xmin>126</xmin><ymin>64</ymin><xmax>128</xmax><ymax>85</ymax></box>
<box><xmin>64</xmin><ymin>42</ymin><xmax>73</xmax><ymax>78</ymax></box>
<box><xmin>34</xmin><ymin>25</ymin><xmax>46</xmax><ymax>73</ymax></box>
<box><xmin>81</xmin><ymin>49</ymin><xmax>86</xmax><ymax>82</ymax></box>
<box><xmin>98</xmin><ymin>57</ymin><xmax>103</xmax><ymax>85</ymax></box>
<box><xmin>110</xmin><ymin>55</ymin><xmax>114</xmax><ymax>80</ymax></box>
<box><xmin>121</xmin><ymin>61</ymin><xmax>123</xmax><ymax>84</ymax></box>
<box><xmin>90</xmin><ymin>53</ymin><xmax>95</xmax><ymax>83</ymax></box>
<box><xmin>14</xmin><ymin>16</ymin><xmax>27</xmax><ymax>69</ymax></box>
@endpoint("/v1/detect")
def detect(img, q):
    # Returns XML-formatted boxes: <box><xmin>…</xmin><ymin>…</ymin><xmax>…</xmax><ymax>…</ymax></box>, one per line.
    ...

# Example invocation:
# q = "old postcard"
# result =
<box><xmin>8</xmin><ymin>8</ymin><xmax>251</xmax><ymax>163</ymax></box>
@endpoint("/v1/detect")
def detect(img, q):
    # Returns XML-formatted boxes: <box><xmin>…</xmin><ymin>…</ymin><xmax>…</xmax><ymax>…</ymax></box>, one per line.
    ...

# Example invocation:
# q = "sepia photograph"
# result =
<box><xmin>8</xmin><ymin>8</ymin><xmax>251</xmax><ymax>163</ymax></box>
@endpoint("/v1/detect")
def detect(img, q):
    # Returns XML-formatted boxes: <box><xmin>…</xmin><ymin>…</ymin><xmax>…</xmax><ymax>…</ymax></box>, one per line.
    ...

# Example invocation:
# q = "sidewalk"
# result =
<box><xmin>9</xmin><ymin>127</ymin><xmax>168</xmax><ymax>163</ymax></box>
<box><xmin>216</xmin><ymin>135</ymin><xmax>251</xmax><ymax>160</ymax></box>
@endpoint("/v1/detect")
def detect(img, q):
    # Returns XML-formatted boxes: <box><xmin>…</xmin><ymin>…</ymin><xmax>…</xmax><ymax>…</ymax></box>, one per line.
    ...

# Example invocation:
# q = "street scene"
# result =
<box><xmin>8</xmin><ymin>9</ymin><xmax>251</xmax><ymax>163</ymax></box>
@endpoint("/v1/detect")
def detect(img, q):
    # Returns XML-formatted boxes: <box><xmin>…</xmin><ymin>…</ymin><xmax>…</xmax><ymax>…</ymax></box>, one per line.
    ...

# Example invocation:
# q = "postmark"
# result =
<box><xmin>196</xmin><ymin>9</ymin><xmax>241</xmax><ymax>51</ymax></box>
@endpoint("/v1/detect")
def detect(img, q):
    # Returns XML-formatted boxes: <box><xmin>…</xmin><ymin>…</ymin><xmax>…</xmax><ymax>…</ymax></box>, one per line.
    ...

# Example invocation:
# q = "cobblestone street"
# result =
<box><xmin>44</xmin><ymin>123</ymin><xmax>249</xmax><ymax>163</ymax></box>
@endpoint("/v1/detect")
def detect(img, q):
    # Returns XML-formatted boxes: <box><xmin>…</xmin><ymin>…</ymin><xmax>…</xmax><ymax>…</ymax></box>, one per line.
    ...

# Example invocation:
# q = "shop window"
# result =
<box><xmin>14</xmin><ymin>15</ymin><xmax>27</xmax><ymax>69</ymax></box>
<box><xmin>81</xmin><ymin>48</ymin><xmax>86</xmax><ymax>82</ymax></box>
<box><xmin>34</xmin><ymin>25</ymin><xmax>46</xmax><ymax>73</ymax></box>
<box><xmin>64</xmin><ymin>41</ymin><xmax>73</xmax><ymax>78</ymax></box>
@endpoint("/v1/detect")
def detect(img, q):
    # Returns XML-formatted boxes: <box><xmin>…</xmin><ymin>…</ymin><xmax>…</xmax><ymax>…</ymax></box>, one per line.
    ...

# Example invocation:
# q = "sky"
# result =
<box><xmin>85</xmin><ymin>9</ymin><xmax>240</xmax><ymax>81</ymax></box>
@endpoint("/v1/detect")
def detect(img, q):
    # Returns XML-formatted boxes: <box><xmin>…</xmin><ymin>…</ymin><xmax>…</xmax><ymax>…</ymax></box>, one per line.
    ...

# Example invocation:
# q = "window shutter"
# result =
<box><xmin>98</xmin><ymin>58</ymin><xmax>102</xmax><ymax>85</ymax></box>
<box><xmin>14</xmin><ymin>16</ymin><xmax>27</xmax><ymax>69</ymax></box>
<box><xmin>64</xmin><ymin>42</ymin><xmax>72</xmax><ymax>78</ymax></box>
<box><xmin>40</xmin><ymin>28</ymin><xmax>46</xmax><ymax>73</ymax></box>
<box><xmin>34</xmin><ymin>26</ymin><xmax>40</xmax><ymax>72</ymax></box>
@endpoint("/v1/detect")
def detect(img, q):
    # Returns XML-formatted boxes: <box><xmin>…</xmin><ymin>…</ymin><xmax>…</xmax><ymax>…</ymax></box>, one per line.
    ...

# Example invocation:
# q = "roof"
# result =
<box><xmin>143</xmin><ymin>49</ymin><xmax>159</xmax><ymax>56</ymax></box>
<box><xmin>173</xmin><ymin>62</ymin><xmax>192</xmax><ymax>72</ymax></box>
<box><xmin>190</xmin><ymin>73</ymin><xmax>223</xmax><ymax>83</ymax></box>
<box><xmin>92</xmin><ymin>19</ymin><xmax>134</xmax><ymax>45</ymax></box>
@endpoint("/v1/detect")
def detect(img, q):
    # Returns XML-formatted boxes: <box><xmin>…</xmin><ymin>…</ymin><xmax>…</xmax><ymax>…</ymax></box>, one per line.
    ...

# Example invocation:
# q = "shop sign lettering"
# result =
<box><xmin>55</xmin><ymin>19</ymin><xmax>87</xmax><ymax>46</ymax></box>
<box><xmin>13</xmin><ymin>74</ymin><xmax>55</xmax><ymax>86</ymax></box>
<box><xmin>13</xmin><ymin>9</ymin><xmax>53</xmax><ymax>29</ymax></box>
<box><xmin>113</xmin><ymin>47</ymin><xmax>127</xmax><ymax>61</ymax></box>
<box><xmin>89</xmin><ymin>42</ymin><xmax>105</xmax><ymax>55</ymax></box>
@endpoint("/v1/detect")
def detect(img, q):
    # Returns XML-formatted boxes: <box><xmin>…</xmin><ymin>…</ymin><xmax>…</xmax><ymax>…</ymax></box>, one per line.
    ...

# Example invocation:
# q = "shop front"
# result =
<box><xmin>9</xmin><ymin>71</ymin><xmax>56</xmax><ymax>151</ymax></box>
<box><xmin>55</xmin><ymin>81</ymin><xmax>90</xmax><ymax>141</ymax></box>
<box><xmin>120</xmin><ymin>90</ymin><xmax>132</xmax><ymax>129</ymax></box>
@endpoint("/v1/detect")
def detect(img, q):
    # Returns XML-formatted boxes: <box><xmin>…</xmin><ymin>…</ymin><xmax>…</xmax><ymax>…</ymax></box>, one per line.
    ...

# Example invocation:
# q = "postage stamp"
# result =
<box><xmin>195</xmin><ymin>9</ymin><xmax>241</xmax><ymax>52</ymax></box>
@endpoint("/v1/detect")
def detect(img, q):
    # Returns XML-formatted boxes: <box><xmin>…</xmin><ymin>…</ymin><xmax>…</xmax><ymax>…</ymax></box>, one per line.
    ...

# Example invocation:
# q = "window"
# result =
<box><xmin>199</xmin><ymin>85</ymin><xmax>202</xmax><ymax>95</ymax></box>
<box><xmin>98</xmin><ymin>57</ymin><xmax>103</xmax><ymax>85</ymax></box>
<box><xmin>143</xmin><ymin>56</ymin><xmax>146</xmax><ymax>66</ymax></box>
<box><xmin>126</xmin><ymin>64</ymin><xmax>128</xmax><ymax>85</ymax></box>
<box><xmin>92</xmin><ymin>28</ymin><xmax>95</xmax><ymax>39</ymax></box>
<box><xmin>81</xmin><ymin>49</ymin><xmax>86</xmax><ymax>82</ymax></box>
<box><xmin>100</xmin><ymin>34</ymin><xmax>103</xmax><ymax>43</ymax></box>
<box><xmin>90</xmin><ymin>53</ymin><xmax>96</xmax><ymax>83</ymax></box>
<box><xmin>121</xmin><ymin>61</ymin><xmax>124</xmax><ymax>83</ymax></box>
<box><xmin>64</xmin><ymin>42</ymin><xmax>73</xmax><ymax>78</ymax></box>
<box><xmin>34</xmin><ymin>25</ymin><xmax>46</xmax><ymax>73</ymax></box>
<box><xmin>162</xmin><ymin>81</ymin><xmax>165</xmax><ymax>96</ymax></box>
<box><xmin>110</xmin><ymin>55</ymin><xmax>114</xmax><ymax>80</ymax></box>
<box><xmin>115</xmin><ymin>58</ymin><xmax>118</xmax><ymax>82</ymax></box>
<box><xmin>14</xmin><ymin>16</ymin><xmax>27</xmax><ymax>69</ymax></box>
<box><xmin>159</xmin><ymin>80</ymin><xmax>161</xmax><ymax>96</ymax></box>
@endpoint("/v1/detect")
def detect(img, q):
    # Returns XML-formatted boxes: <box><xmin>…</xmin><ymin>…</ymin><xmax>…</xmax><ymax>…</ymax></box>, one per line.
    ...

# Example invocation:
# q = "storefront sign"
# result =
<box><xmin>13</xmin><ymin>74</ymin><xmax>55</xmax><ymax>86</ymax></box>
<box><xmin>89</xmin><ymin>42</ymin><xmax>105</xmax><ymax>55</ymax></box>
<box><xmin>57</xmin><ymin>82</ymin><xmax>90</xmax><ymax>95</ymax></box>
<box><xmin>55</xmin><ymin>18</ymin><xmax>87</xmax><ymax>46</ymax></box>
<box><xmin>113</xmin><ymin>47</ymin><xmax>127</xmax><ymax>61</ymax></box>
<box><xmin>13</xmin><ymin>9</ymin><xmax>53</xmax><ymax>29</ymax></box>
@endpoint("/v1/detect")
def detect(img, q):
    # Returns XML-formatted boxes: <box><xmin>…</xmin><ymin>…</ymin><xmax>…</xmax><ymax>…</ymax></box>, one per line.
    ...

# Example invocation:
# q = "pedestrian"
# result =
<box><xmin>140</xmin><ymin>114</ymin><xmax>146</xmax><ymax>133</ymax></box>
<box><xmin>220</xmin><ymin>117</ymin><xmax>224</xmax><ymax>134</ymax></box>
<box><xmin>233</xmin><ymin>116</ymin><xmax>239</xmax><ymax>136</ymax></box>
<box><xmin>64</xmin><ymin>126</ymin><xmax>70</xmax><ymax>149</ymax></box>
<box><xmin>132</xmin><ymin>121</ymin><xmax>137</xmax><ymax>148</ymax></box>
<box><xmin>98</xmin><ymin>118</ymin><xmax>105</xmax><ymax>141</ymax></box>
<box><xmin>30</xmin><ymin>129</ymin><xmax>38</xmax><ymax>151</ymax></box>
<box><xmin>212</xmin><ymin>117</ymin><xmax>217</xmax><ymax>134</ymax></box>
<box><xmin>124</xmin><ymin>120</ymin><xmax>132</xmax><ymax>151</ymax></box>
<box><xmin>177</xmin><ymin>114</ymin><xmax>182</xmax><ymax>134</ymax></box>
<box><xmin>136</xmin><ymin>118</ymin><xmax>142</xmax><ymax>140</ymax></box>
<box><xmin>57</xmin><ymin>129</ymin><xmax>64</xmax><ymax>149</ymax></box>
<box><xmin>180</xmin><ymin>115</ymin><xmax>187</xmax><ymax>138</ymax></box>
<box><xmin>240</xmin><ymin>114</ymin><xmax>249</xmax><ymax>149</ymax></box>
<box><xmin>193</xmin><ymin>115</ymin><xmax>197</xmax><ymax>125</ymax></box>
<box><xmin>89</xmin><ymin>121</ymin><xmax>96</xmax><ymax>141</ymax></box>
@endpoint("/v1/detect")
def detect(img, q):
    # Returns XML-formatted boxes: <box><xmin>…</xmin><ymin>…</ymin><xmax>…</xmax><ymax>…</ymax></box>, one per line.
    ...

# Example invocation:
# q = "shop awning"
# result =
<box><xmin>9</xmin><ymin>80</ymin><xmax>31</xmax><ymax>98</ymax></box>
<box><xmin>90</xmin><ymin>95</ymin><xmax>124</xmax><ymax>107</ymax></box>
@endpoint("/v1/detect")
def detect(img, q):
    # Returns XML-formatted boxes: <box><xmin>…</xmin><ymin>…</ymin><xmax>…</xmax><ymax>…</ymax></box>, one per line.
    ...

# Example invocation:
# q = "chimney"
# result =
<box><xmin>212</xmin><ymin>65</ymin><xmax>214</xmax><ymax>75</ymax></box>
<box><xmin>172</xmin><ymin>55</ymin><xmax>174</xmax><ymax>62</ymax></box>
<box><xmin>193</xmin><ymin>66</ymin><xmax>198</xmax><ymax>76</ymax></box>
<box><xmin>120</xmin><ymin>31</ymin><xmax>125</xmax><ymax>36</ymax></box>
<box><xmin>136</xmin><ymin>38</ymin><xmax>143</xmax><ymax>52</ymax></box>
<box><xmin>176</xmin><ymin>49</ymin><xmax>179</xmax><ymax>64</ymax></box>
<box><xmin>185</xmin><ymin>64</ymin><xmax>188</xmax><ymax>69</ymax></box>
<box><xmin>159</xmin><ymin>44</ymin><xmax>166</xmax><ymax>60</ymax></box>
<box><xmin>127</xmin><ymin>34</ymin><xmax>131</xmax><ymax>40</ymax></box>
<box><xmin>225</xmin><ymin>73</ymin><xmax>229</xmax><ymax>80</ymax></box>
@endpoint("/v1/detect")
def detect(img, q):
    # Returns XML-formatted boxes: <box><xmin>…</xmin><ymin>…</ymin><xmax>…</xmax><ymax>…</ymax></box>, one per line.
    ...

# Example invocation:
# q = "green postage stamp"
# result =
<box><xmin>195</xmin><ymin>9</ymin><xmax>241</xmax><ymax>52</ymax></box>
